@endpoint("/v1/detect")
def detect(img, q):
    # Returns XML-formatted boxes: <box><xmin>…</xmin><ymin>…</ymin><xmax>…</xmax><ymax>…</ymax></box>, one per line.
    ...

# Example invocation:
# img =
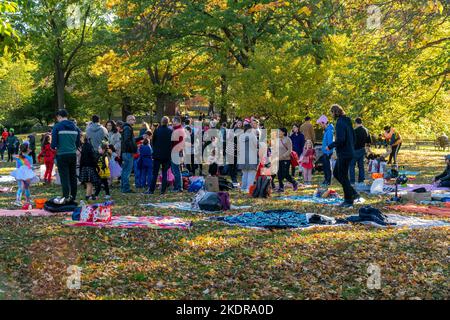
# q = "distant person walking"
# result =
<box><xmin>384</xmin><ymin>126</ymin><xmax>402</xmax><ymax>165</ymax></box>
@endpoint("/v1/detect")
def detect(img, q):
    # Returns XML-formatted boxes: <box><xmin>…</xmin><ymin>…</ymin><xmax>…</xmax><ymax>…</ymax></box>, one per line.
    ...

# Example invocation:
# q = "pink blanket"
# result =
<box><xmin>0</xmin><ymin>209</ymin><xmax>69</xmax><ymax>217</ymax></box>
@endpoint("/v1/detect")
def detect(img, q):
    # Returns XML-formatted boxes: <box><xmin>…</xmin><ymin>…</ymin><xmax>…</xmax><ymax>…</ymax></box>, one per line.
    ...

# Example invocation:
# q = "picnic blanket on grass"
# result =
<box><xmin>141</xmin><ymin>202</ymin><xmax>251</xmax><ymax>213</ymax></box>
<box><xmin>210</xmin><ymin>210</ymin><xmax>344</xmax><ymax>230</ymax></box>
<box><xmin>278</xmin><ymin>195</ymin><xmax>343</xmax><ymax>206</ymax></box>
<box><xmin>0</xmin><ymin>209</ymin><xmax>68</xmax><ymax>217</ymax></box>
<box><xmin>0</xmin><ymin>176</ymin><xmax>15</xmax><ymax>184</ymax></box>
<box><xmin>350</xmin><ymin>213</ymin><xmax>450</xmax><ymax>229</ymax></box>
<box><xmin>388</xmin><ymin>204</ymin><xmax>450</xmax><ymax>218</ymax></box>
<box><xmin>0</xmin><ymin>187</ymin><xmax>13</xmax><ymax>193</ymax></box>
<box><xmin>63</xmin><ymin>215</ymin><xmax>191</xmax><ymax>229</ymax></box>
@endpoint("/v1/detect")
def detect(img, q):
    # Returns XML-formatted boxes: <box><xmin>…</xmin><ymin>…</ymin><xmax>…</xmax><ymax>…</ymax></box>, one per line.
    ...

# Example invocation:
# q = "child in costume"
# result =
<box><xmin>11</xmin><ymin>143</ymin><xmax>39</xmax><ymax>206</ymax></box>
<box><xmin>300</xmin><ymin>140</ymin><xmax>316</xmax><ymax>185</ymax></box>
<box><xmin>38</xmin><ymin>134</ymin><xmax>56</xmax><ymax>184</ymax></box>
<box><xmin>94</xmin><ymin>143</ymin><xmax>111</xmax><ymax>199</ymax></box>
<box><xmin>79</xmin><ymin>134</ymin><xmax>101</xmax><ymax>200</ymax></box>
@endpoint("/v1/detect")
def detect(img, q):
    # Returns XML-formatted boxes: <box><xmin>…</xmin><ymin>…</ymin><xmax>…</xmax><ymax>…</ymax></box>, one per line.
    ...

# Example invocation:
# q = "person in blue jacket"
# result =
<box><xmin>326</xmin><ymin>104</ymin><xmax>358</xmax><ymax>207</ymax></box>
<box><xmin>290</xmin><ymin>124</ymin><xmax>305</xmax><ymax>177</ymax></box>
<box><xmin>138</xmin><ymin>138</ymin><xmax>153</xmax><ymax>189</ymax></box>
<box><xmin>317</xmin><ymin>115</ymin><xmax>334</xmax><ymax>186</ymax></box>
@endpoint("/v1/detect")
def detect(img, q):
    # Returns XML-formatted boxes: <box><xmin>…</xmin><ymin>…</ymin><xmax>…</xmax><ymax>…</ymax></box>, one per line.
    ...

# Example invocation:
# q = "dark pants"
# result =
<box><xmin>438</xmin><ymin>180</ymin><xmax>450</xmax><ymax>188</ymax></box>
<box><xmin>7</xmin><ymin>148</ymin><xmax>14</xmax><ymax>162</ymax></box>
<box><xmin>56</xmin><ymin>153</ymin><xmax>78</xmax><ymax>200</ymax></box>
<box><xmin>388</xmin><ymin>144</ymin><xmax>401</xmax><ymax>165</ymax></box>
<box><xmin>29</xmin><ymin>150</ymin><xmax>36</xmax><ymax>165</ymax></box>
<box><xmin>278</xmin><ymin>160</ymin><xmax>296</xmax><ymax>190</ymax></box>
<box><xmin>95</xmin><ymin>178</ymin><xmax>110</xmax><ymax>197</ymax></box>
<box><xmin>322</xmin><ymin>154</ymin><xmax>332</xmax><ymax>184</ymax></box>
<box><xmin>0</xmin><ymin>149</ymin><xmax>4</xmax><ymax>160</ymax></box>
<box><xmin>349</xmin><ymin>148</ymin><xmax>366</xmax><ymax>184</ymax></box>
<box><xmin>149</xmin><ymin>159</ymin><xmax>170</xmax><ymax>193</ymax></box>
<box><xmin>333</xmin><ymin>157</ymin><xmax>357</xmax><ymax>203</ymax></box>
<box><xmin>229</xmin><ymin>163</ymin><xmax>238</xmax><ymax>183</ymax></box>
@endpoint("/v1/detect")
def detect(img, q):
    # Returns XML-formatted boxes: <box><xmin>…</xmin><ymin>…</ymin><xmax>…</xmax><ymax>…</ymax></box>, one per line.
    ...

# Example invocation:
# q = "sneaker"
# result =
<box><xmin>293</xmin><ymin>183</ymin><xmax>298</xmax><ymax>191</ymax></box>
<box><xmin>338</xmin><ymin>202</ymin><xmax>354</xmax><ymax>208</ymax></box>
<box><xmin>13</xmin><ymin>200</ymin><xmax>22</xmax><ymax>207</ymax></box>
<box><xmin>276</xmin><ymin>188</ymin><xmax>285</xmax><ymax>193</ymax></box>
<box><xmin>143</xmin><ymin>190</ymin><xmax>154</xmax><ymax>195</ymax></box>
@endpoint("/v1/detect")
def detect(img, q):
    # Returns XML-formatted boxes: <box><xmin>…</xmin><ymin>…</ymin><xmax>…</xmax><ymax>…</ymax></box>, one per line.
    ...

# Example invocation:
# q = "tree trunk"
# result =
<box><xmin>155</xmin><ymin>92</ymin><xmax>176</xmax><ymax>122</ymax></box>
<box><xmin>121</xmin><ymin>96</ymin><xmax>132</xmax><ymax>121</ymax></box>
<box><xmin>219</xmin><ymin>74</ymin><xmax>228</xmax><ymax>123</ymax></box>
<box><xmin>55</xmin><ymin>58</ymin><xmax>65</xmax><ymax>110</ymax></box>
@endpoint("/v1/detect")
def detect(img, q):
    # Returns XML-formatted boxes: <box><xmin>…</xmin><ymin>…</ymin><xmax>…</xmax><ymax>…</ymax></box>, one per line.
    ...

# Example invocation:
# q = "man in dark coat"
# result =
<box><xmin>120</xmin><ymin>115</ymin><xmax>137</xmax><ymax>193</ymax></box>
<box><xmin>327</xmin><ymin>104</ymin><xmax>359</xmax><ymax>207</ymax></box>
<box><xmin>147</xmin><ymin>116</ymin><xmax>173</xmax><ymax>194</ymax></box>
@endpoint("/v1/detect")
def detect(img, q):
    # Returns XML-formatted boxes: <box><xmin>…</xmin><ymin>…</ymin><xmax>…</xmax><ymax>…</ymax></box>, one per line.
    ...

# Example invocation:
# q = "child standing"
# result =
<box><xmin>38</xmin><ymin>135</ymin><xmax>56</xmax><ymax>184</ymax></box>
<box><xmin>0</xmin><ymin>137</ymin><xmax>6</xmax><ymax>161</ymax></box>
<box><xmin>95</xmin><ymin>144</ymin><xmax>111</xmax><ymax>199</ymax></box>
<box><xmin>11</xmin><ymin>144</ymin><xmax>39</xmax><ymax>206</ymax></box>
<box><xmin>138</xmin><ymin>138</ymin><xmax>153</xmax><ymax>189</ymax></box>
<box><xmin>300</xmin><ymin>140</ymin><xmax>316</xmax><ymax>185</ymax></box>
<box><xmin>79</xmin><ymin>134</ymin><xmax>101</xmax><ymax>201</ymax></box>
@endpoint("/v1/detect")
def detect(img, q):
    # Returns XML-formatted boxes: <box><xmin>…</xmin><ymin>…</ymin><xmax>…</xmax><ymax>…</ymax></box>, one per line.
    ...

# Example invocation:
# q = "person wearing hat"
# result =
<box><xmin>432</xmin><ymin>155</ymin><xmax>450</xmax><ymax>188</ymax></box>
<box><xmin>317</xmin><ymin>115</ymin><xmax>334</xmax><ymax>186</ymax></box>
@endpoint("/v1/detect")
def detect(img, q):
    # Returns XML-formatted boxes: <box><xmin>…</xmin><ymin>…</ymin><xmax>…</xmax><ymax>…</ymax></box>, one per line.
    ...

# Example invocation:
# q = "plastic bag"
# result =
<box><xmin>370</xmin><ymin>178</ymin><xmax>384</xmax><ymax>194</ymax></box>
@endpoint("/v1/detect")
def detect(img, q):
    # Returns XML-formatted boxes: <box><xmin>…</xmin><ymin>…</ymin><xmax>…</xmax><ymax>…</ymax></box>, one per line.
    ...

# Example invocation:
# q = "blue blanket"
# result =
<box><xmin>278</xmin><ymin>195</ymin><xmax>343</xmax><ymax>206</ymax></box>
<box><xmin>212</xmin><ymin>210</ymin><xmax>309</xmax><ymax>229</ymax></box>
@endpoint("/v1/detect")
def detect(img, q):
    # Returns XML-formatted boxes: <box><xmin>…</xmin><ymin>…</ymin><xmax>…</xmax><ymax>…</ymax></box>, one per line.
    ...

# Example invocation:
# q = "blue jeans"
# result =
<box><xmin>349</xmin><ymin>148</ymin><xmax>366</xmax><ymax>184</ymax></box>
<box><xmin>121</xmin><ymin>153</ymin><xmax>133</xmax><ymax>192</ymax></box>
<box><xmin>134</xmin><ymin>158</ymin><xmax>141</xmax><ymax>188</ymax></box>
<box><xmin>171</xmin><ymin>161</ymin><xmax>182</xmax><ymax>191</ymax></box>
<box><xmin>140</xmin><ymin>165</ymin><xmax>153</xmax><ymax>189</ymax></box>
<box><xmin>322</xmin><ymin>154</ymin><xmax>332</xmax><ymax>184</ymax></box>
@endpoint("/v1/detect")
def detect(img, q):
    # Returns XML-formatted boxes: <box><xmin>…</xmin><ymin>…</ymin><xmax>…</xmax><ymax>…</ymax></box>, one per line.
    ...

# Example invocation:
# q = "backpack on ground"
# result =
<box><xmin>252</xmin><ymin>176</ymin><xmax>272</xmax><ymax>198</ymax></box>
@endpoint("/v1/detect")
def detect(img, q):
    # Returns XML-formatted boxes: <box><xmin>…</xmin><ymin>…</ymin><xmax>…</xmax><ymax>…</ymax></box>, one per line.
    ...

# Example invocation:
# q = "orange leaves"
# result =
<box><xmin>248</xmin><ymin>1</ymin><xmax>289</xmax><ymax>14</ymax></box>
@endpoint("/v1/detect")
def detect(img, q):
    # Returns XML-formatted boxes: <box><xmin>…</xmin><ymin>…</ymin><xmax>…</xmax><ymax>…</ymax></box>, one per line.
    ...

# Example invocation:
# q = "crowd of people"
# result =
<box><xmin>4</xmin><ymin>104</ymin><xmax>449</xmax><ymax>209</ymax></box>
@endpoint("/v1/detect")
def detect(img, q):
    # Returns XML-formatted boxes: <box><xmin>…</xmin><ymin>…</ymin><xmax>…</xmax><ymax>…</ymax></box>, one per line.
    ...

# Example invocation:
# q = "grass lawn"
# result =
<box><xmin>0</xmin><ymin>148</ymin><xmax>448</xmax><ymax>300</ymax></box>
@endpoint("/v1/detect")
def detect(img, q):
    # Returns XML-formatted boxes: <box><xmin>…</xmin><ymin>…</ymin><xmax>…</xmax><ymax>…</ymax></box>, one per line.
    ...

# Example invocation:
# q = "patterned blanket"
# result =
<box><xmin>0</xmin><ymin>176</ymin><xmax>15</xmax><ymax>184</ymax></box>
<box><xmin>278</xmin><ymin>195</ymin><xmax>343</xmax><ymax>206</ymax></box>
<box><xmin>388</xmin><ymin>204</ymin><xmax>450</xmax><ymax>218</ymax></box>
<box><xmin>141</xmin><ymin>202</ymin><xmax>251</xmax><ymax>213</ymax></box>
<box><xmin>0</xmin><ymin>209</ymin><xmax>68</xmax><ymax>217</ymax></box>
<box><xmin>63</xmin><ymin>215</ymin><xmax>192</xmax><ymax>230</ymax></box>
<box><xmin>354</xmin><ymin>213</ymin><xmax>450</xmax><ymax>229</ymax></box>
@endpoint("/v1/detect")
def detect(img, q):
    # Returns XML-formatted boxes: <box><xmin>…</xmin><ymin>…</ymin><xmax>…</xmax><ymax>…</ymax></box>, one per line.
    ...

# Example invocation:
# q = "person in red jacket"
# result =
<box><xmin>38</xmin><ymin>135</ymin><xmax>56</xmax><ymax>184</ymax></box>
<box><xmin>2</xmin><ymin>128</ymin><xmax>9</xmax><ymax>141</ymax></box>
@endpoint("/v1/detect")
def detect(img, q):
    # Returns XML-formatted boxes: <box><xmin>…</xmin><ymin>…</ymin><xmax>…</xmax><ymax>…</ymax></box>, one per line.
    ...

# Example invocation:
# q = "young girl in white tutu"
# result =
<box><xmin>11</xmin><ymin>143</ymin><xmax>39</xmax><ymax>206</ymax></box>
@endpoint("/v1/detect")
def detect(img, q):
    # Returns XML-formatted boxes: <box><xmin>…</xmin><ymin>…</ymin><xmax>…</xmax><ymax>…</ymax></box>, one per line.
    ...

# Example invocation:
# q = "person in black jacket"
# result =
<box><xmin>349</xmin><ymin>117</ymin><xmax>371</xmax><ymax>186</ymax></box>
<box><xmin>432</xmin><ymin>154</ymin><xmax>450</xmax><ymax>188</ymax></box>
<box><xmin>146</xmin><ymin>116</ymin><xmax>173</xmax><ymax>194</ymax></box>
<box><xmin>119</xmin><ymin>115</ymin><xmax>137</xmax><ymax>193</ymax></box>
<box><xmin>327</xmin><ymin>104</ymin><xmax>359</xmax><ymax>207</ymax></box>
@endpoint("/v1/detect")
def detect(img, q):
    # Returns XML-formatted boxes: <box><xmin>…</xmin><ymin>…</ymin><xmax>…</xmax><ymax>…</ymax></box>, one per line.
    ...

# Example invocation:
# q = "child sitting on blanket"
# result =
<box><xmin>432</xmin><ymin>155</ymin><xmax>450</xmax><ymax>188</ymax></box>
<box><xmin>11</xmin><ymin>143</ymin><xmax>39</xmax><ymax>206</ymax></box>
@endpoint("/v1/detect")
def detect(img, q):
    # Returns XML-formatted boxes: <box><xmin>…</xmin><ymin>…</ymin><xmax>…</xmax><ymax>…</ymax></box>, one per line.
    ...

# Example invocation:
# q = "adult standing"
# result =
<box><xmin>6</xmin><ymin>129</ymin><xmax>19</xmax><ymax>162</ymax></box>
<box><xmin>326</xmin><ymin>104</ymin><xmax>358</xmax><ymax>207</ymax></box>
<box><xmin>290</xmin><ymin>124</ymin><xmax>305</xmax><ymax>177</ymax></box>
<box><xmin>384</xmin><ymin>126</ymin><xmax>402</xmax><ymax>165</ymax></box>
<box><xmin>51</xmin><ymin>109</ymin><xmax>81</xmax><ymax>203</ymax></box>
<box><xmin>300</xmin><ymin>116</ymin><xmax>315</xmax><ymax>144</ymax></box>
<box><xmin>86</xmin><ymin>115</ymin><xmax>108</xmax><ymax>151</ymax></box>
<box><xmin>238</xmin><ymin>124</ymin><xmax>258</xmax><ymax>192</ymax></box>
<box><xmin>27</xmin><ymin>133</ymin><xmax>36</xmax><ymax>165</ymax></box>
<box><xmin>277</xmin><ymin>128</ymin><xmax>298</xmax><ymax>192</ymax></box>
<box><xmin>317</xmin><ymin>115</ymin><xmax>334</xmax><ymax>186</ymax></box>
<box><xmin>106</xmin><ymin>120</ymin><xmax>121</xmax><ymax>155</ymax></box>
<box><xmin>225</xmin><ymin>120</ymin><xmax>243</xmax><ymax>185</ymax></box>
<box><xmin>171</xmin><ymin>116</ymin><xmax>185</xmax><ymax>192</ymax></box>
<box><xmin>350</xmin><ymin>117</ymin><xmax>371</xmax><ymax>186</ymax></box>
<box><xmin>120</xmin><ymin>115</ymin><xmax>138</xmax><ymax>193</ymax></box>
<box><xmin>147</xmin><ymin>116</ymin><xmax>173</xmax><ymax>194</ymax></box>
